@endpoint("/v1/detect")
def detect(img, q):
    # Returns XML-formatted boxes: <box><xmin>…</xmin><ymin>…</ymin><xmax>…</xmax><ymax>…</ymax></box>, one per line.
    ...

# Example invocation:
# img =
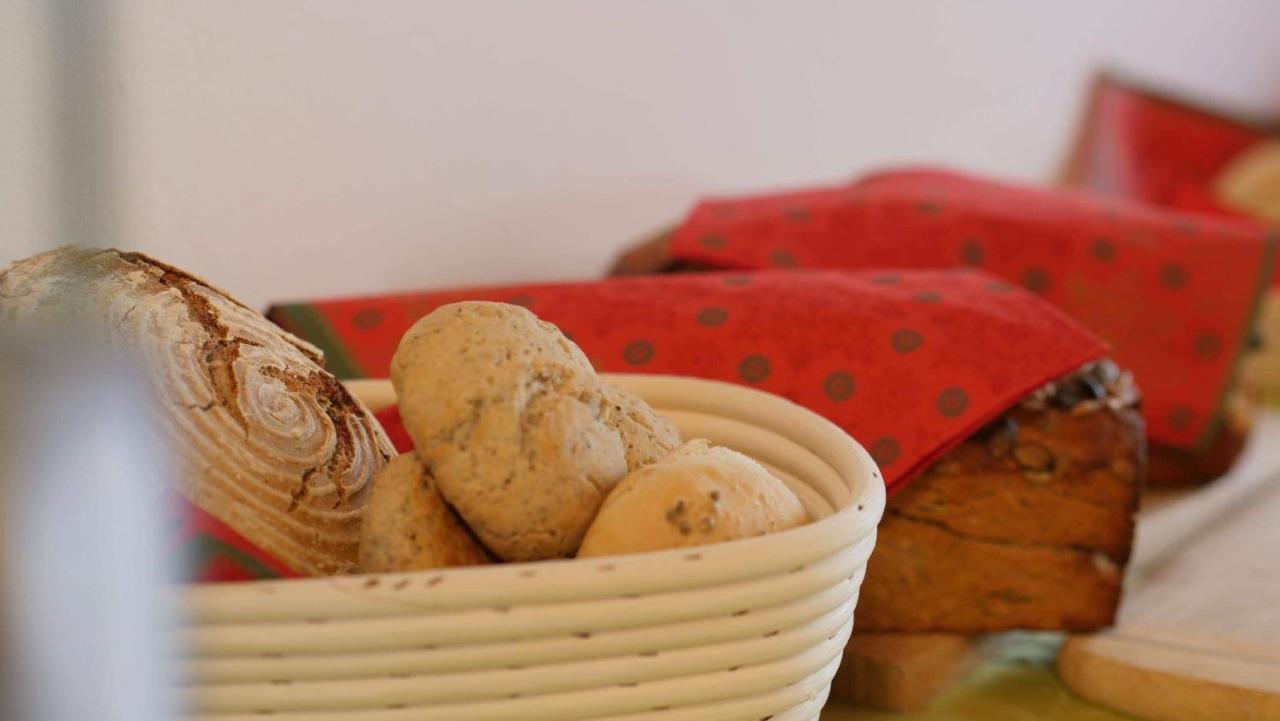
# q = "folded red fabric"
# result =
<box><xmin>168</xmin><ymin>494</ymin><xmax>298</xmax><ymax>582</ymax></box>
<box><xmin>1064</xmin><ymin>73</ymin><xmax>1275</xmax><ymax>221</ymax></box>
<box><xmin>655</xmin><ymin>168</ymin><xmax>1273</xmax><ymax>451</ymax></box>
<box><xmin>269</xmin><ymin>269</ymin><xmax>1107</xmax><ymax>496</ymax></box>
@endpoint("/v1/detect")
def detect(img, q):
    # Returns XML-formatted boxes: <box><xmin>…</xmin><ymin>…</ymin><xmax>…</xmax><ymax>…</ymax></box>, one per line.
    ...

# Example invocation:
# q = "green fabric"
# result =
<box><xmin>269</xmin><ymin>303</ymin><xmax>366</xmax><ymax>379</ymax></box>
<box><xmin>821</xmin><ymin>634</ymin><xmax>1137</xmax><ymax>721</ymax></box>
<box><xmin>187</xmin><ymin>535</ymin><xmax>282</xmax><ymax>580</ymax></box>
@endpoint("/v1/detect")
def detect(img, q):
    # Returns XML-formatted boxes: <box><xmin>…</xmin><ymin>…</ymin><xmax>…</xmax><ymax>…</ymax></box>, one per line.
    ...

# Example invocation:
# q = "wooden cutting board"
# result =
<box><xmin>1058</xmin><ymin>476</ymin><xmax>1280</xmax><ymax>721</ymax></box>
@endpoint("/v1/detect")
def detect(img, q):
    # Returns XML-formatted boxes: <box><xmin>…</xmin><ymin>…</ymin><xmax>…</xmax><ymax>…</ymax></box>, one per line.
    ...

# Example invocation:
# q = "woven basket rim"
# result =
<box><xmin>184</xmin><ymin>374</ymin><xmax>885</xmax><ymax>610</ymax></box>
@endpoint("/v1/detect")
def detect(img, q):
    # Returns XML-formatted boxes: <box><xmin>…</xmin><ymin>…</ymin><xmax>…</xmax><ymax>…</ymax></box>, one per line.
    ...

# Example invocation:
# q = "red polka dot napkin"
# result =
<box><xmin>1062</xmin><ymin>73</ymin><xmax>1276</xmax><ymax>221</ymax></box>
<box><xmin>268</xmin><ymin>270</ymin><xmax>1107</xmax><ymax>495</ymax></box>
<box><xmin>627</xmin><ymin>167</ymin><xmax>1274</xmax><ymax>452</ymax></box>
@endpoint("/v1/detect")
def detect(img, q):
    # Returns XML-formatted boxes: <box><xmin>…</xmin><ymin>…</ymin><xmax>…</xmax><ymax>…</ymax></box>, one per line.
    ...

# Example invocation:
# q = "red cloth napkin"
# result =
<box><xmin>269</xmin><ymin>270</ymin><xmax>1107</xmax><ymax>496</ymax></box>
<box><xmin>167</xmin><ymin>494</ymin><xmax>297</xmax><ymax>582</ymax></box>
<box><xmin>655</xmin><ymin>168</ymin><xmax>1273</xmax><ymax>452</ymax></box>
<box><xmin>1064</xmin><ymin>73</ymin><xmax>1276</xmax><ymax>221</ymax></box>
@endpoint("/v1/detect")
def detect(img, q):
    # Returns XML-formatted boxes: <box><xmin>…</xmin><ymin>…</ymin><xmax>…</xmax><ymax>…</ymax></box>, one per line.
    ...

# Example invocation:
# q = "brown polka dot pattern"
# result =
<box><xmin>352</xmin><ymin>308</ymin><xmax>383</xmax><ymax>329</ymax></box>
<box><xmin>870</xmin><ymin>436</ymin><xmax>900</xmax><ymax>467</ymax></box>
<box><xmin>960</xmin><ymin>239</ymin><xmax>984</xmax><ymax>266</ymax></box>
<box><xmin>770</xmin><ymin>249</ymin><xmax>798</xmax><ymax>268</ymax></box>
<box><xmin>1022</xmin><ymin>268</ymin><xmax>1051</xmax><ymax>294</ymax></box>
<box><xmin>1194</xmin><ymin>333</ymin><xmax>1221</xmax><ymax>359</ymax></box>
<box><xmin>1169</xmin><ymin>406</ymin><xmax>1194</xmax><ymax>430</ymax></box>
<box><xmin>738</xmin><ymin>354</ymin><xmax>771</xmax><ymax>384</ymax></box>
<box><xmin>870</xmin><ymin>273</ymin><xmax>901</xmax><ymax>285</ymax></box>
<box><xmin>823</xmin><ymin>371</ymin><xmax>856</xmax><ymax>402</ymax></box>
<box><xmin>935</xmin><ymin>387</ymin><xmax>969</xmax><ymax>417</ymax></box>
<box><xmin>623</xmin><ymin>340</ymin><xmax>655</xmax><ymax>366</ymax></box>
<box><xmin>699</xmin><ymin>234</ymin><xmax>727</xmax><ymax>249</ymax></box>
<box><xmin>1091</xmin><ymin>238</ymin><xmax>1116</xmax><ymax>261</ymax></box>
<box><xmin>891</xmin><ymin>329</ymin><xmax>923</xmax><ymax>354</ymax></box>
<box><xmin>696</xmin><ymin>307</ymin><xmax>729</xmax><ymax>326</ymax></box>
<box><xmin>1160</xmin><ymin>263</ymin><xmax>1187</xmax><ymax>289</ymax></box>
<box><xmin>723</xmin><ymin>275</ymin><xmax>751</xmax><ymax>287</ymax></box>
<box><xmin>986</xmin><ymin>281</ymin><xmax>1014</xmax><ymax>293</ymax></box>
<box><xmin>784</xmin><ymin>207</ymin><xmax>811</xmax><ymax>222</ymax></box>
<box><xmin>913</xmin><ymin>291</ymin><xmax>942</xmax><ymax>304</ymax></box>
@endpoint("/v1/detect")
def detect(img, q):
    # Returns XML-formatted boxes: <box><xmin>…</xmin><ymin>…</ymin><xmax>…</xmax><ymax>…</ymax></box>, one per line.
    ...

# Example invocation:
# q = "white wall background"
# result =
<box><xmin>6</xmin><ymin>1</ymin><xmax>1280</xmax><ymax>309</ymax></box>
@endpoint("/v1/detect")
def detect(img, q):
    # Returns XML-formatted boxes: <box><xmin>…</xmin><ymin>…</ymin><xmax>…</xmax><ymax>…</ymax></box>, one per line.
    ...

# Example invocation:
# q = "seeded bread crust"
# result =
<box><xmin>857</xmin><ymin>360</ymin><xmax>1145</xmax><ymax>632</ymax></box>
<box><xmin>358</xmin><ymin>452</ymin><xmax>490</xmax><ymax>572</ymax></box>
<box><xmin>390</xmin><ymin>302</ymin><xmax>629</xmax><ymax>561</ymax></box>
<box><xmin>604</xmin><ymin>383</ymin><xmax>682</xmax><ymax>470</ymax></box>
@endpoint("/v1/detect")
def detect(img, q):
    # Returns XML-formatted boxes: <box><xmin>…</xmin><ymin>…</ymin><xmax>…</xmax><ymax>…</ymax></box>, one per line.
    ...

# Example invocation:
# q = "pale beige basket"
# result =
<box><xmin>181</xmin><ymin>374</ymin><xmax>885</xmax><ymax>721</ymax></box>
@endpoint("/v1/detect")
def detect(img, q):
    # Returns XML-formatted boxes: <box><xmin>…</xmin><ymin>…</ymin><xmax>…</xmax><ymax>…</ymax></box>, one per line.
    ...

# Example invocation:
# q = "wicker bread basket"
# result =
<box><xmin>181</xmin><ymin>374</ymin><xmax>885</xmax><ymax>720</ymax></box>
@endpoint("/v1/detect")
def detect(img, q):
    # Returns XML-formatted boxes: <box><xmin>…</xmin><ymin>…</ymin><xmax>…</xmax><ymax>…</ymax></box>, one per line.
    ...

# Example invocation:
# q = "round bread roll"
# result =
<box><xmin>0</xmin><ymin>247</ymin><xmax>394</xmax><ymax>575</ymax></box>
<box><xmin>577</xmin><ymin>439</ymin><xmax>808</xmax><ymax>558</ymax></box>
<box><xmin>604</xmin><ymin>383</ymin><xmax>682</xmax><ymax>470</ymax></box>
<box><xmin>1214</xmin><ymin>139</ymin><xmax>1280</xmax><ymax>223</ymax></box>
<box><xmin>391</xmin><ymin>301</ymin><xmax>628</xmax><ymax>561</ymax></box>
<box><xmin>358</xmin><ymin>452</ymin><xmax>489</xmax><ymax>572</ymax></box>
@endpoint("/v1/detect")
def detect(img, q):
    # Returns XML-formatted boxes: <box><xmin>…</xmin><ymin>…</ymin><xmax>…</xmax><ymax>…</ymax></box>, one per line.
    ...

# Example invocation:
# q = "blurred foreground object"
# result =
<box><xmin>0</xmin><ymin>332</ymin><xmax>179</xmax><ymax>721</ymax></box>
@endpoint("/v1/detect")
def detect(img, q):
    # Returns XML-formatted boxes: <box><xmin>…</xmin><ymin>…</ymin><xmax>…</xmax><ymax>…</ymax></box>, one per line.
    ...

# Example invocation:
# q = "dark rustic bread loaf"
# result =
<box><xmin>857</xmin><ymin>360</ymin><xmax>1145</xmax><ymax>632</ymax></box>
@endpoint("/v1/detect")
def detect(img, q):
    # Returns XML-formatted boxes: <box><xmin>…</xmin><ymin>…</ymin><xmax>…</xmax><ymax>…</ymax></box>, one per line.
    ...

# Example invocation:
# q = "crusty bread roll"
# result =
<box><xmin>391</xmin><ymin>302</ymin><xmax>628</xmax><ymax>561</ymax></box>
<box><xmin>604</xmin><ymin>383</ymin><xmax>682</xmax><ymax>470</ymax></box>
<box><xmin>0</xmin><ymin>248</ymin><xmax>394</xmax><ymax>575</ymax></box>
<box><xmin>577</xmin><ymin>439</ymin><xmax>808</xmax><ymax>558</ymax></box>
<box><xmin>358</xmin><ymin>453</ymin><xmax>489</xmax><ymax>572</ymax></box>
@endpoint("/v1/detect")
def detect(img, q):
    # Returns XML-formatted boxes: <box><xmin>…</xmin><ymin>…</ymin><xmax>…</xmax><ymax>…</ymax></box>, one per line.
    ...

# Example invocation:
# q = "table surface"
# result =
<box><xmin>821</xmin><ymin>634</ymin><xmax>1131</xmax><ymax>721</ymax></box>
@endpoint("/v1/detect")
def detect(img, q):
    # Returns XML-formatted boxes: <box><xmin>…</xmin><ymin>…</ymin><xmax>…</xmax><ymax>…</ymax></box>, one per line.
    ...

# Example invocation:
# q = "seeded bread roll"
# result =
<box><xmin>0</xmin><ymin>247</ymin><xmax>394</xmax><ymax>575</ymax></box>
<box><xmin>390</xmin><ymin>302</ymin><xmax>628</xmax><ymax>561</ymax></box>
<box><xmin>358</xmin><ymin>453</ymin><xmax>489</xmax><ymax>572</ymax></box>
<box><xmin>604</xmin><ymin>383</ymin><xmax>682</xmax><ymax>470</ymax></box>
<box><xmin>577</xmin><ymin>439</ymin><xmax>808</xmax><ymax>558</ymax></box>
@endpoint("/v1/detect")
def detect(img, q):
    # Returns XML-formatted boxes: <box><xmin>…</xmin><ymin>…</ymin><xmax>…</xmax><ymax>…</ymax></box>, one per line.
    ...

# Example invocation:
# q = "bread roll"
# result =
<box><xmin>391</xmin><ymin>301</ymin><xmax>628</xmax><ymax>561</ymax></box>
<box><xmin>604</xmin><ymin>383</ymin><xmax>681</xmax><ymax>470</ymax></box>
<box><xmin>358</xmin><ymin>453</ymin><xmax>489</xmax><ymax>572</ymax></box>
<box><xmin>578</xmin><ymin>439</ymin><xmax>808</xmax><ymax>558</ymax></box>
<box><xmin>0</xmin><ymin>248</ymin><xmax>394</xmax><ymax>575</ymax></box>
<box><xmin>1214</xmin><ymin>140</ymin><xmax>1280</xmax><ymax>223</ymax></box>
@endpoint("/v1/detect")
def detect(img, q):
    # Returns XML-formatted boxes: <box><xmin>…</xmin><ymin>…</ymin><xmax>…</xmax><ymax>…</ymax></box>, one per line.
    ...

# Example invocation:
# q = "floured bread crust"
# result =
<box><xmin>577</xmin><ymin>439</ymin><xmax>808</xmax><ymax>558</ymax></box>
<box><xmin>0</xmin><ymin>247</ymin><xmax>394</xmax><ymax>575</ymax></box>
<box><xmin>390</xmin><ymin>302</ymin><xmax>629</xmax><ymax>561</ymax></box>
